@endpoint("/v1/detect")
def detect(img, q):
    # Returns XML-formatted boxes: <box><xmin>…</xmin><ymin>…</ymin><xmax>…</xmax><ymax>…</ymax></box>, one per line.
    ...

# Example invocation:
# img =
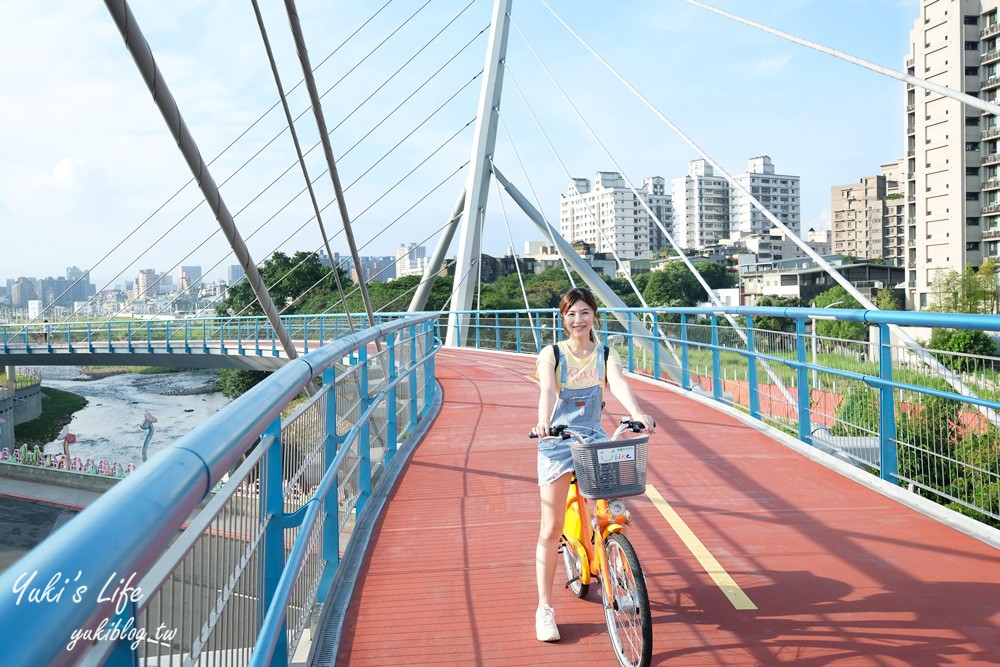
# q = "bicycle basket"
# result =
<box><xmin>570</xmin><ymin>436</ymin><xmax>648</xmax><ymax>499</ymax></box>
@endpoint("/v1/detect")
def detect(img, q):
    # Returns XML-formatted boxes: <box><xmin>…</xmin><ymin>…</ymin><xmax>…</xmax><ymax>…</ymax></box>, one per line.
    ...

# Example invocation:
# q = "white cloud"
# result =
<box><xmin>739</xmin><ymin>54</ymin><xmax>794</xmax><ymax>76</ymax></box>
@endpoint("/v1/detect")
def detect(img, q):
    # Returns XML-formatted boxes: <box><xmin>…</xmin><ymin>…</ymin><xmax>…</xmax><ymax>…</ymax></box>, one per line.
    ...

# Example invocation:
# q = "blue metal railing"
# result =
<box><xmin>444</xmin><ymin>306</ymin><xmax>1000</xmax><ymax>526</ymax></box>
<box><xmin>0</xmin><ymin>313</ymin><xmax>439</xmax><ymax>667</ymax></box>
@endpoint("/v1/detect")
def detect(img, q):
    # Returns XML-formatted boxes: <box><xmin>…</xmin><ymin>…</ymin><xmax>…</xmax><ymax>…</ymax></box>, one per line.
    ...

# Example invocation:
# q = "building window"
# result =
<box><xmin>966</xmin><ymin>15</ymin><xmax>979</xmax><ymax>26</ymax></box>
<box><xmin>967</xmin><ymin>192</ymin><xmax>980</xmax><ymax>201</ymax></box>
<box><xmin>967</xmin><ymin>41</ymin><xmax>980</xmax><ymax>50</ymax></box>
<box><xmin>967</xmin><ymin>142</ymin><xmax>981</xmax><ymax>151</ymax></box>
<box><xmin>967</xmin><ymin>217</ymin><xmax>981</xmax><ymax>226</ymax></box>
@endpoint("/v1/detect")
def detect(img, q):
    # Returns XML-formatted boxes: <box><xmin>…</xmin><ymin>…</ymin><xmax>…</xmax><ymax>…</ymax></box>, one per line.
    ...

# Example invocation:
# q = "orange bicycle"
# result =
<box><xmin>536</xmin><ymin>418</ymin><xmax>653</xmax><ymax>667</ymax></box>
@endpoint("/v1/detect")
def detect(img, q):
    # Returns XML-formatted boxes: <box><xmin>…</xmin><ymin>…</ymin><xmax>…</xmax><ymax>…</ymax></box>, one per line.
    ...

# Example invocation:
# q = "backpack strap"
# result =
<box><xmin>553</xmin><ymin>342</ymin><xmax>610</xmax><ymax>387</ymax></box>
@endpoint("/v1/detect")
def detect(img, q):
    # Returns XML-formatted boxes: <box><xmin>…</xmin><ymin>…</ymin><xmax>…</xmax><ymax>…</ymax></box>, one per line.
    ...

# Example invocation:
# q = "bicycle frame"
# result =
<box><xmin>559</xmin><ymin>421</ymin><xmax>638</xmax><ymax>604</ymax></box>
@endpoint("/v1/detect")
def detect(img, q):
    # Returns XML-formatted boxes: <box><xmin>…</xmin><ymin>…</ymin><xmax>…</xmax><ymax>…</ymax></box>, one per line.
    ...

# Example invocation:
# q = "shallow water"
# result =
<box><xmin>27</xmin><ymin>367</ymin><xmax>231</xmax><ymax>466</ymax></box>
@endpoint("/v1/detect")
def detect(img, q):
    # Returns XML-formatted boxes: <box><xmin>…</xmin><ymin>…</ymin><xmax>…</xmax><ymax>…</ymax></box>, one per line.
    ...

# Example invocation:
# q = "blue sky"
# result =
<box><xmin>0</xmin><ymin>0</ymin><xmax>919</xmax><ymax>287</ymax></box>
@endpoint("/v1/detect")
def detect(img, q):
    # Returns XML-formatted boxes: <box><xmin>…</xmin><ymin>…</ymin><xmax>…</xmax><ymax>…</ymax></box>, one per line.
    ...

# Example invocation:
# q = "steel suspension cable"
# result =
<box><xmin>49</xmin><ymin>0</ymin><xmax>395</xmax><ymax>326</ymax></box>
<box><xmin>251</xmin><ymin>0</ymin><xmax>355</xmax><ymax>332</ymax></box>
<box><xmin>512</xmin><ymin>16</ymin><xmax>787</xmax><ymax>400</ymax></box>
<box><xmin>280</xmin><ymin>159</ymin><xmax>471</xmax><ymax>316</ymax></box>
<box><xmin>686</xmin><ymin>0</ymin><xmax>1000</xmax><ymax>117</ymax></box>
<box><xmin>136</xmin><ymin>62</ymin><xmax>484</xmax><ymax>322</ymax></box>
<box><xmin>103</xmin><ymin>0</ymin><xmax>299</xmax><ymax>363</ymax></box>
<box><xmin>534</xmin><ymin>0</ymin><xmax>1000</xmax><ymax>421</ymax></box>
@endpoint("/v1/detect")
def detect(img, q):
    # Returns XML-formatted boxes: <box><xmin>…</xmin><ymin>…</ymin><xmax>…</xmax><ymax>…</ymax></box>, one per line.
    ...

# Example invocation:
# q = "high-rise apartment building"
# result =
<box><xmin>906</xmin><ymin>1</ymin><xmax>1000</xmax><ymax>309</ymax></box>
<box><xmin>179</xmin><ymin>265</ymin><xmax>202</xmax><ymax>292</ymax></box>
<box><xmin>671</xmin><ymin>160</ymin><xmax>729</xmax><ymax>249</ymax></box>
<box><xmin>227</xmin><ymin>264</ymin><xmax>246</xmax><ymax>287</ymax></box>
<box><xmin>560</xmin><ymin>171</ymin><xmax>672</xmax><ymax>260</ymax></box>
<box><xmin>831</xmin><ymin>175</ymin><xmax>889</xmax><ymax>260</ymax></box>
<box><xmin>730</xmin><ymin>156</ymin><xmax>801</xmax><ymax>242</ymax></box>
<box><xmin>396</xmin><ymin>243</ymin><xmax>429</xmax><ymax>279</ymax></box>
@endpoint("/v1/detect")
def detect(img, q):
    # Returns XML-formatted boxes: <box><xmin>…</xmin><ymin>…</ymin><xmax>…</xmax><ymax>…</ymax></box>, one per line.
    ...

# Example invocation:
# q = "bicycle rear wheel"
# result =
<box><xmin>601</xmin><ymin>533</ymin><xmax>652</xmax><ymax>667</ymax></box>
<box><xmin>560</xmin><ymin>535</ymin><xmax>589</xmax><ymax>598</ymax></box>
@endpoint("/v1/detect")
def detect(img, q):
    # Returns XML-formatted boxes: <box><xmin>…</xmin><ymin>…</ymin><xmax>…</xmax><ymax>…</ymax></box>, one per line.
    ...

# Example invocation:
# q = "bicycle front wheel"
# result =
<box><xmin>601</xmin><ymin>533</ymin><xmax>652</xmax><ymax>667</ymax></box>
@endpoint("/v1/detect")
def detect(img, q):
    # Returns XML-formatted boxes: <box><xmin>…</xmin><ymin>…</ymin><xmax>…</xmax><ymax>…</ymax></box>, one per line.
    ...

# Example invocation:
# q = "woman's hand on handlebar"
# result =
<box><xmin>632</xmin><ymin>415</ymin><xmax>656</xmax><ymax>435</ymax></box>
<box><xmin>533</xmin><ymin>420</ymin><xmax>552</xmax><ymax>438</ymax></box>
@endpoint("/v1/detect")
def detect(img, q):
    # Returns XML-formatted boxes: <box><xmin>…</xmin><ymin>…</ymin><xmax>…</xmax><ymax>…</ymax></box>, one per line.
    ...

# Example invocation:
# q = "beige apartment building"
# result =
<box><xmin>907</xmin><ymin>0</ymin><xmax>1000</xmax><ymax>309</ymax></box>
<box><xmin>830</xmin><ymin>162</ymin><xmax>905</xmax><ymax>266</ymax></box>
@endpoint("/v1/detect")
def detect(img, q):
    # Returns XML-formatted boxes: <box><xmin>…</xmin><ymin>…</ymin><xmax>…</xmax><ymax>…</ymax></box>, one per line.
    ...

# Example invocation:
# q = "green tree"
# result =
<box><xmin>642</xmin><ymin>261</ymin><xmax>735</xmax><ymax>307</ymax></box>
<box><xmin>812</xmin><ymin>286</ymin><xmax>867</xmax><ymax>341</ymax></box>
<box><xmin>929</xmin><ymin>262</ymin><xmax>998</xmax><ymax>314</ymax></box>
<box><xmin>927</xmin><ymin>328</ymin><xmax>997</xmax><ymax>370</ymax></box>
<box><xmin>217</xmin><ymin>251</ymin><xmax>344</xmax><ymax>317</ymax></box>
<box><xmin>752</xmin><ymin>295</ymin><xmax>802</xmax><ymax>332</ymax></box>
<box><xmin>875</xmin><ymin>288</ymin><xmax>901</xmax><ymax>311</ymax></box>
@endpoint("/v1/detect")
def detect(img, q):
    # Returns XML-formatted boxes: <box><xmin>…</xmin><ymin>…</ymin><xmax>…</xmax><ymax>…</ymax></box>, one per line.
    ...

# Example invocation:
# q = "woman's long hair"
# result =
<box><xmin>558</xmin><ymin>288</ymin><xmax>598</xmax><ymax>342</ymax></box>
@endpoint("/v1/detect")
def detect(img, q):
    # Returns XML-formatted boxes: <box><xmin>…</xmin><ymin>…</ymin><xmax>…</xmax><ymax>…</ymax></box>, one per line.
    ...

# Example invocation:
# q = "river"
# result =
<box><xmin>30</xmin><ymin>367</ymin><xmax>231</xmax><ymax>466</ymax></box>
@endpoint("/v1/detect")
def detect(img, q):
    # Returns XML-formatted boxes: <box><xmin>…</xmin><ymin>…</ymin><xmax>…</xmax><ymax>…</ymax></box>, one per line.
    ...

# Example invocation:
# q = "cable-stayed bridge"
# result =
<box><xmin>1</xmin><ymin>1</ymin><xmax>999</xmax><ymax>665</ymax></box>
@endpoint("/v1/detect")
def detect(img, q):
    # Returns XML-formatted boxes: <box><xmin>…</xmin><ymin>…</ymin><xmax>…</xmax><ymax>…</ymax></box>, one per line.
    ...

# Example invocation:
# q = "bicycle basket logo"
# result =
<box><xmin>597</xmin><ymin>446</ymin><xmax>635</xmax><ymax>464</ymax></box>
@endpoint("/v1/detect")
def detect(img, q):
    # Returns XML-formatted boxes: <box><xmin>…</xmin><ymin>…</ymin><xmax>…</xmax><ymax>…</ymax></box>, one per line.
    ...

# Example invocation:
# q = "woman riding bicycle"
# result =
<box><xmin>534</xmin><ymin>287</ymin><xmax>655</xmax><ymax>642</ymax></box>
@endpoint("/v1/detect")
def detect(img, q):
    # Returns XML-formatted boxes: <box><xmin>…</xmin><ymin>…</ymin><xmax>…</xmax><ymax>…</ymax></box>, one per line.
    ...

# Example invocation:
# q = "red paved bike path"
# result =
<box><xmin>336</xmin><ymin>348</ymin><xmax>1000</xmax><ymax>665</ymax></box>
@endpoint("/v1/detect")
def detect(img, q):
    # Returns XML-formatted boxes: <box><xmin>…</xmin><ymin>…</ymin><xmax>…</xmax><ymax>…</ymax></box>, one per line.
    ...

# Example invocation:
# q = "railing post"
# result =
<box><xmin>878</xmin><ymin>323</ymin><xmax>899</xmax><ymax>482</ymax></box>
<box><xmin>107</xmin><ymin>321</ymin><xmax>112</xmax><ymax>353</ymax></box>
<box><xmin>127</xmin><ymin>321</ymin><xmax>134</xmax><ymax>353</ymax></box>
<box><xmin>358</xmin><ymin>345</ymin><xmax>372</xmax><ymax>517</ymax></box>
<box><xmin>746</xmin><ymin>315</ymin><xmax>760</xmax><ymax>419</ymax></box>
<box><xmin>424</xmin><ymin>323</ymin><xmax>435</xmax><ymax>414</ymax></box>
<box><xmin>237</xmin><ymin>319</ymin><xmax>244</xmax><ymax>356</ymax></box>
<box><xmin>680</xmin><ymin>314</ymin><xmax>690</xmax><ymax>389</ymax></box>
<box><xmin>602</xmin><ymin>311</ymin><xmax>609</xmax><ymax>347</ymax></box>
<box><xmin>87</xmin><ymin>323</ymin><xmax>94</xmax><ymax>354</ymax></box>
<box><xmin>303</xmin><ymin>317</ymin><xmax>309</xmax><ymax>354</ymax></box>
<box><xmin>795</xmin><ymin>318</ymin><xmax>812</xmax><ymax>445</ymax></box>
<box><xmin>627</xmin><ymin>316</ymin><xmax>635</xmax><ymax>374</ymax></box>
<box><xmin>409</xmin><ymin>325</ymin><xmax>418</xmax><ymax>430</ymax></box>
<box><xmin>102</xmin><ymin>599</ymin><xmax>141</xmax><ymax>667</ymax></box>
<box><xmin>202</xmin><ymin>320</ymin><xmax>209</xmax><ymax>355</ymax></box>
<box><xmin>318</xmin><ymin>364</ymin><xmax>341</xmax><ymax>603</ymax></box>
<box><xmin>534</xmin><ymin>312</ymin><xmax>542</xmax><ymax>353</ymax></box>
<box><xmin>515</xmin><ymin>312</ymin><xmax>522</xmax><ymax>353</ymax></box>
<box><xmin>165</xmin><ymin>321</ymin><xmax>171</xmax><ymax>354</ymax></box>
<box><xmin>652</xmin><ymin>312</ymin><xmax>660</xmax><ymax>381</ymax></box>
<box><xmin>494</xmin><ymin>312</ymin><xmax>500</xmax><ymax>351</ymax></box>
<box><xmin>146</xmin><ymin>320</ymin><xmax>152</xmax><ymax>353</ymax></box>
<box><xmin>710</xmin><ymin>314</ymin><xmax>722</xmax><ymax>402</ymax></box>
<box><xmin>259</xmin><ymin>416</ymin><xmax>288</xmax><ymax>664</ymax></box>
<box><xmin>475</xmin><ymin>311</ymin><xmax>481</xmax><ymax>350</ymax></box>
<box><xmin>386</xmin><ymin>332</ymin><xmax>398</xmax><ymax>463</ymax></box>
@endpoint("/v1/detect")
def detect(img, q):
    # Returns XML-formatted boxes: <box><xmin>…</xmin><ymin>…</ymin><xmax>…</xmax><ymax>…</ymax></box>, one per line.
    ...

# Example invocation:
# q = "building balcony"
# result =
<box><xmin>982</xmin><ymin>23</ymin><xmax>1000</xmax><ymax>39</ymax></box>
<box><xmin>984</xmin><ymin>179</ymin><xmax>1000</xmax><ymax>190</ymax></box>
<box><xmin>908</xmin><ymin>194</ymin><xmax>916</xmax><ymax>202</ymax></box>
<box><xmin>985</xmin><ymin>75</ymin><xmax>1000</xmax><ymax>91</ymax></box>
<box><xmin>907</xmin><ymin>238</ymin><xmax>916</xmax><ymax>247</ymax></box>
<box><xmin>983</xmin><ymin>153</ymin><xmax>1000</xmax><ymax>165</ymax></box>
<box><xmin>907</xmin><ymin>125</ymin><xmax>916</xmax><ymax>135</ymax></box>
<box><xmin>983</xmin><ymin>228</ymin><xmax>1000</xmax><ymax>240</ymax></box>
<box><xmin>982</xmin><ymin>50</ymin><xmax>1000</xmax><ymax>65</ymax></box>
<box><xmin>906</xmin><ymin>102</ymin><xmax>916</xmax><ymax>112</ymax></box>
<box><xmin>984</xmin><ymin>127</ymin><xmax>1000</xmax><ymax>140</ymax></box>
<box><xmin>982</xmin><ymin>203</ymin><xmax>1000</xmax><ymax>215</ymax></box>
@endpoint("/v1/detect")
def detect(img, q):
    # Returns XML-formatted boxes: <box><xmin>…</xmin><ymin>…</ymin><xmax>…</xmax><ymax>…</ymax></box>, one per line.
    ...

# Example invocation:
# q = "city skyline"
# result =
<box><xmin>2</xmin><ymin>1</ymin><xmax>917</xmax><ymax>287</ymax></box>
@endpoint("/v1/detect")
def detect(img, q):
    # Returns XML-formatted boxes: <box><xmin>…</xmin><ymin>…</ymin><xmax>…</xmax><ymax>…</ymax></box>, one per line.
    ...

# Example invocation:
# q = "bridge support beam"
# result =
<box><xmin>445</xmin><ymin>0</ymin><xmax>512</xmax><ymax>347</ymax></box>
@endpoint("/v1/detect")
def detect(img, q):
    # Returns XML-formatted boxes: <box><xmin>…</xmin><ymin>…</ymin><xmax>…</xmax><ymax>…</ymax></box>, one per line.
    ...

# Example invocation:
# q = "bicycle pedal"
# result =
<box><xmin>564</xmin><ymin>576</ymin><xmax>580</xmax><ymax>589</ymax></box>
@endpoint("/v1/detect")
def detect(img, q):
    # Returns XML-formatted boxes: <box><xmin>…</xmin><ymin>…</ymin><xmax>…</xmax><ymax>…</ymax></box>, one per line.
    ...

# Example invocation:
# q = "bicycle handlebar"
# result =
<box><xmin>529</xmin><ymin>418</ymin><xmax>652</xmax><ymax>439</ymax></box>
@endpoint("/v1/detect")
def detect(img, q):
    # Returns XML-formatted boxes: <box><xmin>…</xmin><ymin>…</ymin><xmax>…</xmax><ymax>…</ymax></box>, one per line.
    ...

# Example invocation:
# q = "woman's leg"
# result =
<box><xmin>536</xmin><ymin>471</ymin><xmax>573</xmax><ymax>607</ymax></box>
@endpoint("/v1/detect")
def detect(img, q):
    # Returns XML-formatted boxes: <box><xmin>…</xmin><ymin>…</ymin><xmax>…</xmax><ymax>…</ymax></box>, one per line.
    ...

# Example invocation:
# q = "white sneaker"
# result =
<box><xmin>535</xmin><ymin>604</ymin><xmax>560</xmax><ymax>642</ymax></box>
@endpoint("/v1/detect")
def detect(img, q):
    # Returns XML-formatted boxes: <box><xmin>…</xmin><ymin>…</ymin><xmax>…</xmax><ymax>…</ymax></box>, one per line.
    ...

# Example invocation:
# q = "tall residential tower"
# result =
<box><xmin>906</xmin><ymin>1</ymin><xmax>1000</xmax><ymax>308</ymax></box>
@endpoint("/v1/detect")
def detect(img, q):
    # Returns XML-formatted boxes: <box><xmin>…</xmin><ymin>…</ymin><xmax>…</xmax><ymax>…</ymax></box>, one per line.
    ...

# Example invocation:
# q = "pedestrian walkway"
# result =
<box><xmin>334</xmin><ymin>348</ymin><xmax>1000</xmax><ymax>665</ymax></box>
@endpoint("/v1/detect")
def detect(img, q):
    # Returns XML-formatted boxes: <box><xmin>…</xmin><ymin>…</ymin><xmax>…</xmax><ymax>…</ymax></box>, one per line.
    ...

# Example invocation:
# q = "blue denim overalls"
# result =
<box><xmin>537</xmin><ymin>342</ymin><xmax>607</xmax><ymax>486</ymax></box>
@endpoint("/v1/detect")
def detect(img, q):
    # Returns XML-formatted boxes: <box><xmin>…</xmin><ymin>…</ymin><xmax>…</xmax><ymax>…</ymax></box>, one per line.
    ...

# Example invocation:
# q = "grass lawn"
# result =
<box><xmin>13</xmin><ymin>387</ymin><xmax>88</xmax><ymax>448</ymax></box>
